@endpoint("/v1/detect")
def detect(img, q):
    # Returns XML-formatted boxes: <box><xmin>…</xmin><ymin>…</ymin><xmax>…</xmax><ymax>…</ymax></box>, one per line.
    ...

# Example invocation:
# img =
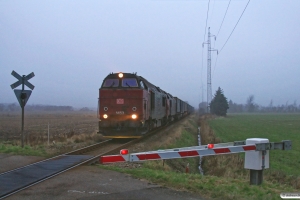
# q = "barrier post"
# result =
<box><xmin>244</xmin><ymin>138</ymin><xmax>269</xmax><ymax>185</ymax></box>
<box><xmin>185</xmin><ymin>163</ymin><xmax>189</xmax><ymax>173</ymax></box>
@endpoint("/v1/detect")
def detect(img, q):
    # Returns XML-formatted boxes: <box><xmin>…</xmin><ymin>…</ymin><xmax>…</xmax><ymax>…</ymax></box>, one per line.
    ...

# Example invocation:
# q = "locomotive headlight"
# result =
<box><xmin>103</xmin><ymin>114</ymin><xmax>108</xmax><ymax>119</ymax></box>
<box><xmin>118</xmin><ymin>73</ymin><xmax>123</xmax><ymax>78</ymax></box>
<box><xmin>131</xmin><ymin>114</ymin><xmax>137</xmax><ymax>119</ymax></box>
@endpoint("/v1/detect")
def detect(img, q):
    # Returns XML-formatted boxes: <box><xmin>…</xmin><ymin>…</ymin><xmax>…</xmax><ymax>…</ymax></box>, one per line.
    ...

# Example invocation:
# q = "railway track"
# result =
<box><xmin>0</xmin><ymin>117</ymin><xmax>185</xmax><ymax>199</ymax></box>
<box><xmin>0</xmin><ymin>139</ymin><xmax>134</xmax><ymax>199</ymax></box>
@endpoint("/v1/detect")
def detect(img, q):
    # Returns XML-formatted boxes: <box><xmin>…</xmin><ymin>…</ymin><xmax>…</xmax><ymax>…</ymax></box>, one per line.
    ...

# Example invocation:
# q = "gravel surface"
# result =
<box><xmin>0</xmin><ymin>154</ymin><xmax>44</xmax><ymax>173</ymax></box>
<box><xmin>4</xmin><ymin>165</ymin><xmax>204</xmax><ymax>200</ymax></box>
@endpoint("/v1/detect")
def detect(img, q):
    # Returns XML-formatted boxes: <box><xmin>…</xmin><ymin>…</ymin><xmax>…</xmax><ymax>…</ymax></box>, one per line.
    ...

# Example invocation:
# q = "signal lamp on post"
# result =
<box><xmin>118</xmin><ymin>73</ymin><xmax>123</xmax><ymax>78</ymax></box>
<box><xmin>120</xmin><ymin>149</ymin><xmax>128</xmax><ymax>155</ymax></box>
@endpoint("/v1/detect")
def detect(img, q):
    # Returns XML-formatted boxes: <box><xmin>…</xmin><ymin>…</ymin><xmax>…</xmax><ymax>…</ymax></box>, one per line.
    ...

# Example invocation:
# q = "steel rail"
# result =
<box><xmin>0</xmin><ymin>139</ymin><xmax>112</xmax><ymax>177</ymax></box>
<box><xmin>65</xmin><ymin>139</ymin><xmax>112</xmax><ymax>155</ymax></box>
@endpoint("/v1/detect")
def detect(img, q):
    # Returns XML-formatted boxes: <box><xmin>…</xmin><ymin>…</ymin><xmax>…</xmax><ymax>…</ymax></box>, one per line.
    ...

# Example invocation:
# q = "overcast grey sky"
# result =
<box><xmin>1</xmin><ymin>0</ymin><xmax>299</xmax><ymax>108</ymax></box>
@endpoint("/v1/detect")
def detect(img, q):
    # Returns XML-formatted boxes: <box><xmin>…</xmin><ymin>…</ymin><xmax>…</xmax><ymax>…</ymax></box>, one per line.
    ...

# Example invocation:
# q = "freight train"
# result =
<box><xmin>97</xmin><ymin>72</ymin><xmax>194</xmax><ymax>138</ymax></box>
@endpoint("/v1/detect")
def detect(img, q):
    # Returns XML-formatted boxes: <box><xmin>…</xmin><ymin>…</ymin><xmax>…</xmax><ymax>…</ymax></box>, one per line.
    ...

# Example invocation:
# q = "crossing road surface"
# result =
<box><xmin>6</xmin><ymin>166</ymin><xmax>205</xmax><ymax>200</ymax></box>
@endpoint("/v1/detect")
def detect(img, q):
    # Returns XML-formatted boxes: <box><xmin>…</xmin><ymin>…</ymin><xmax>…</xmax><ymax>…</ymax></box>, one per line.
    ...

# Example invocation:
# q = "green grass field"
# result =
<box><xmin>0</xmin><ymin>144</ymin><xmax>48</xmax><ymax>157</ymax></box>
<box><xmin>208</xmin><ymin>113</ymin><xmax>300</xmax><ymax>176</ymax></box>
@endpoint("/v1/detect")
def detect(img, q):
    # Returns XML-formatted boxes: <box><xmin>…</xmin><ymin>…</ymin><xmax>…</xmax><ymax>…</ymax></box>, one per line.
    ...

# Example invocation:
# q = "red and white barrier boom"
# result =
<box><xmin>100</xmin><ymin>138</ymin><xmax>291</xmax><ymax>185</ymax></box>
<box><xmin>100</xmin><ymin>139</ymin><xmax>291</xmax><ymax>164</ymax></box>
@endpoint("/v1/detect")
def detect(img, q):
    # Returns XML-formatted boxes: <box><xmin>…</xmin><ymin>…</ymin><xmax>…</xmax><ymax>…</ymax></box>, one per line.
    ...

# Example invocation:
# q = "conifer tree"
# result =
<box><xmin>210</xmin><ymin>87</ymin><xmax>229</xmax><ymax>116</ymax></box>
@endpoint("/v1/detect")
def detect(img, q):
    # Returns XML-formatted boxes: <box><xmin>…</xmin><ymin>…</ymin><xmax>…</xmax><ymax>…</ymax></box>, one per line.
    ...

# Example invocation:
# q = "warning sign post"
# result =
<box><xmin>10</xmin><ymin>70</ymin><xmax>35</xmax><ymax>148</ymax></box>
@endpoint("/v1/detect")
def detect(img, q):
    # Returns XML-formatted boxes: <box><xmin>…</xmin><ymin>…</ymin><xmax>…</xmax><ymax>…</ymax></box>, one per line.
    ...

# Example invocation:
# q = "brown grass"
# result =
<box><xmin>199</xmin><ymin>117</ymin><xmax>247</xmax><ymax>178</ymax></box>
<box><xmin>109</xmin><ymin>115</ymin><xmax>199</xmax><ymax>173</ymax></box>
<box><xmin>44</xmin><ymin>132</ymin><xmax>105</xmax><ymax>155</ymax></box>
<box><xmin>0</xmin><ymin>111</ymin><xmax>98</xmax><ymax>144</ymax></box>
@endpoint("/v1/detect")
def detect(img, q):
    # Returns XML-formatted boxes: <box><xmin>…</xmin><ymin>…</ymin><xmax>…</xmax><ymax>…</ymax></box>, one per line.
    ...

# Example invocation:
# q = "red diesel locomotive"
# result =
<box><xmin>98</xmin><ymin>72</ymin><xmax>194</xmax><ymax>138</ymax></box>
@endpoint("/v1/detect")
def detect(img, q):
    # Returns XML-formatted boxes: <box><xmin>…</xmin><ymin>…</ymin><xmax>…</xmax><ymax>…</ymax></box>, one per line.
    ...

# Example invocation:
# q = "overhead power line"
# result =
<box><xmin>216</xmin><ymin>0</ymin><xmax>232</xmax><ymax>37</ymax></box>
<box><xmin>212</xmin><ymin>54</ymin><xmax>218</xmax><ymax>80</ymax></box>
<box><xmin>219</xmin><ymin>0</ymin><xmax>251</xmax><ymax>53</ymax></box>
<box><xmin>212</xmin><ymin>0</ymin><xmax>230</xmax><ymax>79</ymax></box>
<box><xmin>208</xmin><ymin>0</ymin><xmax>216</xmax><ymax>28</ymax></box>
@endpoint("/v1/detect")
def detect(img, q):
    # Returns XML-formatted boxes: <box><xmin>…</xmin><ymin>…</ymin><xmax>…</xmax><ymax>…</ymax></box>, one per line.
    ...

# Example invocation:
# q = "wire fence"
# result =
<box><xmin>198</xmin><ymin>127</ymin><xmax>204</xmax><ymax>175</ymax></box>
<box><xmin>0</xmin><ymin>114</ymin><xmax>98</xmax><ymax>146</ymax></box>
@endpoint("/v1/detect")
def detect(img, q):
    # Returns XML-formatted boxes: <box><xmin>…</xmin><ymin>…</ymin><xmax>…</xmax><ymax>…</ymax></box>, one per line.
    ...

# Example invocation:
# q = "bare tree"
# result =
<box><xmin>247</xmin><ymin>95</ymin><xmax>255</xmax><ymax>112</ymax></box>
<box><xmin>268</xmin><ymin>99</ymin><xmax>274</xmax><ymax>112</ymax></box>
<box><xmin>293</xmin><ymin>100</ymin><xmax>297</xmax><ymax>112</ymax></box>
<box><xmin>198</xmin><ymin>102</ymin><xmax>207</xmax><ymax>115</ymax></box>
<box><xmin>269</xmin><ymin>99</ymin><xmax>273</xmax><ymax>108</ymax></box>
<box><xmin>0</xmin><ymin>104</ymin><xmax>4</xmax><ymax>112</ymax></box>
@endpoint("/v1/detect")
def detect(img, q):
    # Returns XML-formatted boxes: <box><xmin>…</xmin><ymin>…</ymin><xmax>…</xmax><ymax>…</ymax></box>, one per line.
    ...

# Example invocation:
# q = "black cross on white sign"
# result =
<box><xmin>10</xmin><ymin>70</ymin><xmax>35</xmax><ymax>90</ymax></box>
<box><xmin>10</xmin><ymin>70</ymin><xmax>35</xmax><ymax>107</ymax></box>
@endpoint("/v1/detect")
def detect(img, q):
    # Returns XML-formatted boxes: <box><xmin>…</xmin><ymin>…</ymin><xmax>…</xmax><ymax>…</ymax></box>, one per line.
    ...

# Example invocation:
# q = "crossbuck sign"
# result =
<box><xmin>10</xmin><ymin>70</ymin><xmax>35</xmax><ymax>147</ymax></box>
<box><xmin>11</xmin><ymin>70</ymin><xmax>35</xmax><ymax>107</ymax></box>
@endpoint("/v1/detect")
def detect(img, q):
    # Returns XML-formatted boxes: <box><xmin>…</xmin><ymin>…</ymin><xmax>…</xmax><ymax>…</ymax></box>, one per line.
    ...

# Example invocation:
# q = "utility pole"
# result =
<box><xmin>203</xmin><ymin>27</ymin><xmax>218</xmax><ymax>113</ymax></box>
<box><xmin>201</xmin><ymin>84</ymin><xmax>204</xmax><ymax>103</ymax></box>
<box><xmin>200</xmin><ymin>82</ymin><xmax>204</xmax><ymax>103</ymax></box>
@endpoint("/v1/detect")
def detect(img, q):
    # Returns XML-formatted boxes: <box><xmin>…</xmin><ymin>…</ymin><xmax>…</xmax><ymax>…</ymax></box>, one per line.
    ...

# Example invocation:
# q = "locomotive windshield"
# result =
<box><xmin>103</xmin><ymin>79</ymin><xmax>119</xmax><ymax>87</ymax></box>
<box><xmin>122</xmin><ymin>78</ymin><xmax>138</xmax><ymax>87</ymax></box>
